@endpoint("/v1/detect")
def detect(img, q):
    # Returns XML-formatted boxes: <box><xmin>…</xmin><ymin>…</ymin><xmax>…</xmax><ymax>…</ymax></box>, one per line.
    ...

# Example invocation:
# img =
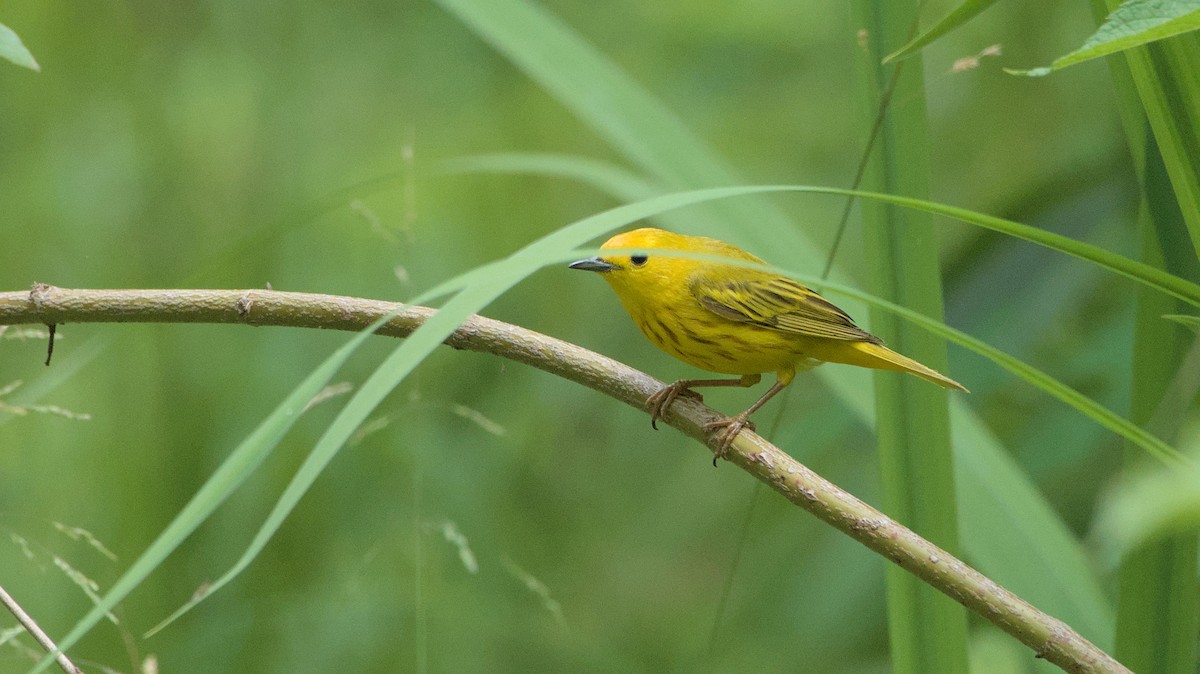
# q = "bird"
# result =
<box><xmin>569</xmin><ymin>227</ymin><xmax>967</xmax><ymax>463</ymax></box>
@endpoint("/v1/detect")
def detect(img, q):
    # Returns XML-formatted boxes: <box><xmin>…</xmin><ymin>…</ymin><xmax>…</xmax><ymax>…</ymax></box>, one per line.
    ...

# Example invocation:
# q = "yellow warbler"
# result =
<box><xmin>569</xmin><ymin>227</ymin><xmax>967</xmax><ymax>461</ymax></box>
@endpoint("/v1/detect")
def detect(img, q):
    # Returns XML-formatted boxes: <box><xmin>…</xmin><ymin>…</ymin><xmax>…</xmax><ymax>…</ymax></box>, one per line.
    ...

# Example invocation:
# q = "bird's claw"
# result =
<box><xmin>703</xmin><ymin>415</ymin><xmax>755</xmax><ymax>466</ymax></box>
<box><xmin>647</xmin><ymin>382</ymin><xmax>703</xmax><ymax>430</ymax></box>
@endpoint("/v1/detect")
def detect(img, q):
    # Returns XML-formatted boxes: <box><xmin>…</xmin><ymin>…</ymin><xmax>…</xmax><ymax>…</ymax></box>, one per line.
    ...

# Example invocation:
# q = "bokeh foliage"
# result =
<box><xmin>1</xmin><ymin>1</ymin><xmax>1192</xmax><ymax>672</ymax></box>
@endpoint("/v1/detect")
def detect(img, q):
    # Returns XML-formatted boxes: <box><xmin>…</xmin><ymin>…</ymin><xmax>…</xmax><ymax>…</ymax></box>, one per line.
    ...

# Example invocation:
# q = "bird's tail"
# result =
<box><xmin>827</xmin><ymin>341</ymin><xmax>969</xmax><ymax>393</ymax></box>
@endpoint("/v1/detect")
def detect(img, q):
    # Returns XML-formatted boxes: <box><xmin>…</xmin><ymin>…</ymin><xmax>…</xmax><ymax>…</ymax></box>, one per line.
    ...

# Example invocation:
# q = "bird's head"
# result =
<box><xmin>568</xmin><ymin>228</ymin><xmax>760</xmax><ymax>301</ymax></box>
<box><xmin>568</xmin><ymin>228</ymin><xmax>698</xmax><ymax>299</ymax></box>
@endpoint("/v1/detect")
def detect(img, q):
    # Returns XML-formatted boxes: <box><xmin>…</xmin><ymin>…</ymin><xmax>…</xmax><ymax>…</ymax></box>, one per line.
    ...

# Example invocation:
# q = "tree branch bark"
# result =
<box><xmin>0</xmin><ymin>285</ymin><xmax>1127</xmax><ymax>673</ymax></box>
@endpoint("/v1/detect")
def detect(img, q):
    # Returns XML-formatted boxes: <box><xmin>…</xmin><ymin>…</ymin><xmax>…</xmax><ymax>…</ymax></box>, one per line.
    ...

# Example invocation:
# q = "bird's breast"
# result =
<box><xmin>628</xmin><ymin>303</ymin><xmax>805</xmax><ymax>376</ymax></box>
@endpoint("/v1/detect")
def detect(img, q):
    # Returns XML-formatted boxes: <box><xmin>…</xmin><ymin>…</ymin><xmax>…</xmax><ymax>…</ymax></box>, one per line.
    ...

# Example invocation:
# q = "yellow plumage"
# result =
<box><xmin>569</xmin><ymin>227</ymin><xmax>966</xmax><ymax>461</ymax></box>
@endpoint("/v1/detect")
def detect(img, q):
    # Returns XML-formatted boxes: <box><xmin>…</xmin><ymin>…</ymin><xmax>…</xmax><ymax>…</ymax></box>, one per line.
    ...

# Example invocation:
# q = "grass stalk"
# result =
<box><xmin>852</xmin><ymin>3</ymin><xmax>969</xmax><ymax>671</ymax></box>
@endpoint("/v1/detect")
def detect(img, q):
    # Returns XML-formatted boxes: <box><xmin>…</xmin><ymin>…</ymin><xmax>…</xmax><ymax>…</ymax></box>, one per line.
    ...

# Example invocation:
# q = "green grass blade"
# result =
<box><xmin>1093</xmin><ymin>438</ymin><xmax>1200</xmax><ymax>568</ymax></box>
<box><xmin>430</xmin><ymin>0</ymin><xmax>813</xmax><ymax>264</ymax></box>
<box><xmin>128</xmin><ymin>181</ymin><xmax>1162</xmax><ymax>647</ymax></box>
<box><xmin>798</xmin><ymin>272</ymin><xmax>1181</xmax><ymax>464</ymax></box>
<box><xmin>1081</xmin><ymin>0</ymin><xmax>1200</xmax><ymax>257</ymax></box>
<box><xmin>952</xmin><ymin>409</ymin><xmax>1115</xmax><ymax>646</ymax></box>
<box><xmin>144</xmin><ymin>281</ymin><xmax>522</xmax><ymax>636</ymax></box>
<box><xmin>1164</xmin><ymin>313</ymin><xmax>1200</xmax><ymax>330</ymax></box>
<box><xmin>1114</xmin><ymin>193</ymin><xmax>1199</xmax><ymax>673</ymax></box>
<box><xmin>444</xmin><ymin>161</ymin><xmax>1200</xmax><ymax>308</ymax></box>
<box><xmin>135</xmin><ymin>185</ymin><xmax>858</xmax><ymax>635</ymax></box>
<box><xmin>0</xmin><ymin>334</ymin><xmax>111</xmax><ymax>429</ymax></box>
<box><xmin>0</xmin><ymin>22</ymin><xmax>39</xmax><ymax>71</ymax></box>
<box><xmin>1093</xmin><ymin>1</ymin><xmax>1200</xmax><ymax>668</ymax></box>
<box><xmin>826</xmin><ymin>188</ymin><xmax>1200</xmax><ymax>306</ymax></box>
<box><xmin>853</xmin><ymin>3</ymin><xmax>969</xmax><ymax>671</ymax></box>
<box><xmin>34</xmin><ymin>310</ymin><xmax>399</xmax><ymax>672</ymax></box>
<box><xmin>883</xmin><ymin>0</ymin><xmax>1001</xmax><ymax>63</ymax></box>
<box><xmin>432</xmin><ymin>0</ymin><xmax>740</xmax><ymax>190</ymax></box>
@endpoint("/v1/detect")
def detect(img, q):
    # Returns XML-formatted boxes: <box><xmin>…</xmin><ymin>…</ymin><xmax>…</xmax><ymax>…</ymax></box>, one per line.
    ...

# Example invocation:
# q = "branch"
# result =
<box><xmin>0</xmin><ymin>285</ymin><xmax>1127</xmax><ymax>673</ymax></box>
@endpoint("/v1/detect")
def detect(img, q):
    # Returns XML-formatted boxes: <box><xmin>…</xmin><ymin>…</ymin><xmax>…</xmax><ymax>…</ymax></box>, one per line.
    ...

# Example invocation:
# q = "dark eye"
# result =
<box><xmin>630</xmin><ymin>255</ymin><xmax>649</xmax><ymax>267</ymax></box>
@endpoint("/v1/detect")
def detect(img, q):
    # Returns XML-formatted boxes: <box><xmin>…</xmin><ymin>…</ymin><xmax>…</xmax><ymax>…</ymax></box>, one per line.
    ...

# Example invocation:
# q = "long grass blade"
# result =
<box><xmin>1096</xmin><ymin>2</ymin><xmax>1200</xmax><ymax>666</ymax></box>
<box><xmin>34</xmin><ymin>309</ymin><xmax>403</xmax><ymax>672</ymax></box>
<box><xmin>1092</xmin><ymin>0</ymin><xmax>1200</xmax><ymax>257</ymax></box>
<box><xmin>795</xmin><ymin>270</ymin><xmax>1182</xmax><ymax>464</ymax></box>
<box><xmin>133</xmin><ymin>185</ymin><xmax>858</xmax><ymax>635</ymax></box>
<box><xmin>853</xmin><ymin>4</ymin><xmax>968</xmax><ymax>670</ymax></box>
<box><xmin>437</xmin><ymin>168</ymin><xmax>1200</xmax><ymax>313</ymax></box>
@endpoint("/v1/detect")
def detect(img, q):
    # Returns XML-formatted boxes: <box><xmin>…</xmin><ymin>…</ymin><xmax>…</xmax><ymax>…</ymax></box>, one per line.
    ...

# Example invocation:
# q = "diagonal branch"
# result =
<box><xmin>0</xmin><ymin>285</ymin><xmax>1127</xmax><ymax>673</ymax></box>
<box><xmin>0</xmin><ymin>583</ymin><xmax>82</xmax><ymax>674</ymax></box>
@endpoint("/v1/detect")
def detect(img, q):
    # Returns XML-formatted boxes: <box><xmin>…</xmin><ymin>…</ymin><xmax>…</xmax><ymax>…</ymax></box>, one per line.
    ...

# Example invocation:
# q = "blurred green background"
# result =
<box><xmin>0</xmin><ymin>1</ymin><xmax>1152</xmax><ymax>672</ymax></box>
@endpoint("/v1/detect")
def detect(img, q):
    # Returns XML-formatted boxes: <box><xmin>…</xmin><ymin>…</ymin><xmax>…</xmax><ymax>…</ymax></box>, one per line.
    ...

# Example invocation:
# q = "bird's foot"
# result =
<box><xmin>647</xmin><ymin>382</ymin><xmax>704</xmax><ymax>430</ymax></box>
<box><xmin>703</xmin><ymin>414</ymin><xmax>755</xmax><ymax>466</ymax></box>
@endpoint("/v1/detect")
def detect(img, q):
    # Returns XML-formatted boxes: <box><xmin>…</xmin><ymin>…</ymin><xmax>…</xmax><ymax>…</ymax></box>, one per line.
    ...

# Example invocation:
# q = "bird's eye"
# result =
<box><xmin>630</xmin><ymin>255</ymin><xmax>649</xmax><ymax>267</ymax></box>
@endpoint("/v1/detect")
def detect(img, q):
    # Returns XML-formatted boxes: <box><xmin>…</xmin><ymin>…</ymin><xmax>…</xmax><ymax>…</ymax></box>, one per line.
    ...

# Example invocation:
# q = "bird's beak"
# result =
<box><xmin>568</xmin><ymin>257</ymin><xmax>617</xmax><ymax>273</ymax></box>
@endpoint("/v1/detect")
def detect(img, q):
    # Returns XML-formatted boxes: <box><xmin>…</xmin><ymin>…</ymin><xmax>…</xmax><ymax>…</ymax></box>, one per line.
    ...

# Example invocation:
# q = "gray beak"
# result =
<box><xmin>568</xmin><ymin>257</ymin><xmax>617</xmax><ymax>273</ymax></box>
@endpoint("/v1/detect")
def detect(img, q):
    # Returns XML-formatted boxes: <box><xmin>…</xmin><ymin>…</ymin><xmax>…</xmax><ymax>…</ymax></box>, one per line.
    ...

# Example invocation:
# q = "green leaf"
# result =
<box><xmin>1008</xmin><ymin>1</ymin><xmax>1200</xmax><ymax>76</ymax></box>
<box><xmin>883</xmin><ymin>0</ymin><xmax>1001</xmax><ymax>64</ymax></box>
<box><xmin>0</xmin><ymin>22</ymin><xmax>38</xmax><ymax>71</ymax></box>
<box><xmin>1164</xmin><ymin>313</ymin><xmax>1200</xmax><ymax>330</ymax></box>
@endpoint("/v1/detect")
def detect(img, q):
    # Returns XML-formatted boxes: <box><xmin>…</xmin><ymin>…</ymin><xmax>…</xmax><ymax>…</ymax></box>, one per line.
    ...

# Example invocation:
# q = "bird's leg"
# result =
<box><xmin>647</xmin><ymin>373</ymin><xmax>762</xmax><ymax>430</ymax></box>
<box><xmin>704</xmin><ymin>379</ymin><xmax>789</xmax><ymax>464</ymax></box>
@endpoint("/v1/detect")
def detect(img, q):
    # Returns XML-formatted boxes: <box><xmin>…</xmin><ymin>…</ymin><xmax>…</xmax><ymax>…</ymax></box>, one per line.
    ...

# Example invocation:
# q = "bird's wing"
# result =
<box><xmin>692</xmin><ymin>275</ymin><xmax>881</xmax><ymax>343</ymax></box>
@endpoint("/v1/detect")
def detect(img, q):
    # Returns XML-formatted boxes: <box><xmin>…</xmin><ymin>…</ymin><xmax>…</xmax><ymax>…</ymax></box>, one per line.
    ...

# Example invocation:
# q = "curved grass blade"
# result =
<box><xmin>34</xmin><ymin>309</ymin><xmax>407</xmax><ymax>672</ymax></box>
<box><xmin>883</xmin><ymin>0</ymin><xmax>1001</xmax><ymax>64</ymax></box>
<box><xmin>1095</xmin><ymin>2</ymin><xmax>1200</xmax><ymax>665</ymax></box>
<box><xmin>587</xmin><ymin>246</ymin><xmax>1183</xmax><ymax>464</ymax></box>
<box><xmin>147</xmin><ymin>183</ymin><xmax>1159</xmax><ymax>639</ymax></box>
<box><xmin>810</xmin><ymin>186</ymin><xmax>1200</xmax><ymax>307</ymax></box>
<box><xmin>1164</xmin><ymin>314</ymin><xmax>1200</xmax><ymax>331</ymax></box>
<box><xmin>1093</xmin><ymin>447</ymin><xmax>1200</xmax><ymax>568</ymax></box>
<box><xmin>135</xmin><ymin>185</ymin><xmax>846</xmax><ymax>634</ymax></box>
<box><xmin>428</xmin><ymin>176</ymin><xmax>1200</xmax><ymax>310</ymax></box>
<box><xmin>810</xmin><ymin>274</ymin><xmax>1183</xmax><ymax>465</ymax></box>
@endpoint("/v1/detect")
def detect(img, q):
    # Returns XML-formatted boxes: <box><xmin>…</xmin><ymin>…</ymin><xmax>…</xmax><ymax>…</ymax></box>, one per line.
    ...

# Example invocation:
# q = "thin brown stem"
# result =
<box><xmin>0</xmin><ymin>583</ymin><xmax>82</xmax><ymax>674</ymax></box>
<box><xmin>0</xmin><ymin>286</ymin><xmax>1128</xmax><ymax>673</ymax></box>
